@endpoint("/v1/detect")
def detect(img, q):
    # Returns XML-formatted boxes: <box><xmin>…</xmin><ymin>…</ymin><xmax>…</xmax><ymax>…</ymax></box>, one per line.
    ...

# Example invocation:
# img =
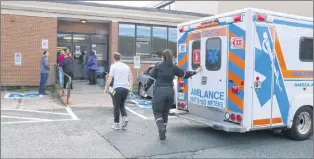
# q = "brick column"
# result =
<box><xmin>109</xmin><ymin>21</ymin><xmax>119</xmax><ymax>64</ymax></box>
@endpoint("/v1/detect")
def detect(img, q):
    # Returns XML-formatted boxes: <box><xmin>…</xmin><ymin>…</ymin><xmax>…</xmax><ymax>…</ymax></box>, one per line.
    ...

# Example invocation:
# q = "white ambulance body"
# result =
<box><xmin>173</xmin><ymin>8</ymin><xmax>313</xmax><ymax>141</ymax></box>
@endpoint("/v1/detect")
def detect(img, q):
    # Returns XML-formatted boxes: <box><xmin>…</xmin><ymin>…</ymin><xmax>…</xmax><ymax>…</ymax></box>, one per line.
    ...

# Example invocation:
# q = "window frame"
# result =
<box><xmin>299</xmin><ymin>36</ymin><xmax>313</xmax><ymax>62</ymax></box>
<box><xmin>118</xmin><ymin>22</ymin><xmax>177</xmax><ymax>61</ymax></box>
<box><xmin>205</xmin><ymin>37</ymin><xmax>222</xmax><ymax>71</ymax></box>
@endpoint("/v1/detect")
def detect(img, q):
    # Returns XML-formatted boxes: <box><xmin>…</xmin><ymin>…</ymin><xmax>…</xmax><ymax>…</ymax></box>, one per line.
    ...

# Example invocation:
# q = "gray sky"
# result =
<box><xmin>85</xmin><ymin>1</ymin><xmax>152</xmax><ymax>7</ymax></box>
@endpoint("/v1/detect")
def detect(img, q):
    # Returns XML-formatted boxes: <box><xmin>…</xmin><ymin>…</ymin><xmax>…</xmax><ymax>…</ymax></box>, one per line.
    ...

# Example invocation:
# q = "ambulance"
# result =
<box><xmin>172</xmin><ymin>8</ymin><xmax>313</xmax><ymax>141</ymax></box>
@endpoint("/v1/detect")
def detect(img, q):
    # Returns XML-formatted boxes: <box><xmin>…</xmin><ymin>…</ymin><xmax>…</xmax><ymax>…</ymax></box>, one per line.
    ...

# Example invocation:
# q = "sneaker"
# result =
<box><xmin>111</xmin><ymin>123</ymin><xmax>120</xmax><ymax>130</ymax></box>
<box><xmin>122</xmin><ymin>116</ymin><xmax>128</xmax><ymax>129</ymax></box>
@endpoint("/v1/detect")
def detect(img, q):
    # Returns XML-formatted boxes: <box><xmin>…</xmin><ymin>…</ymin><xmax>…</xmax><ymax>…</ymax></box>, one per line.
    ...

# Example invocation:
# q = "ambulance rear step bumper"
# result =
<box><xmin>170</xmin><ymin>109</ymin><xmax>246</xmax><ymax>133</ymax></box>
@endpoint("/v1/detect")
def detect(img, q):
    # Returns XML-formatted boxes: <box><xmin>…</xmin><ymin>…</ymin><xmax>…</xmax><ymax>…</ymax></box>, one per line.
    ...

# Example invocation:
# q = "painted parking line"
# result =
<box><xmin>1</xmin><ymin>107</ymin><xmax>79</xmax><ymax>125</ymax></box>
<box><xmin>125</xmin><ymin>106</ymin><xmax>177</xmax><ymax>120</ymax></box>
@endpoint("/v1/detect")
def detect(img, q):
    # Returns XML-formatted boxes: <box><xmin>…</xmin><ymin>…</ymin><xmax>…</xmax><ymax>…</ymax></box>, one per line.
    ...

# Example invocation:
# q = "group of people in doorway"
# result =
<box><xmin>57</xmin><ymin>49</ymin><xmax>99</xmax><ymax>87</ymax></box>
<box><xmin>104</xmin><ymin>49</ymin><xmax>202</xmax><ymax>141</ymax></box>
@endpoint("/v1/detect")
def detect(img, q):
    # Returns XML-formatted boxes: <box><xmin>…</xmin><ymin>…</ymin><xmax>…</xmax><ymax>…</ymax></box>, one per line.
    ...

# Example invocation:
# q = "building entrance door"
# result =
<box><xmin>73</xmin><ymin>44</ymin><xmax>90</xmax><ymax>80</ymax></box>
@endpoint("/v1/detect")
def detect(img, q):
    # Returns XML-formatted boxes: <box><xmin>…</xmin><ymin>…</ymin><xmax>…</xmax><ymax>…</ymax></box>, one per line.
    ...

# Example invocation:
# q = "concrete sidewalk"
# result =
<box><xmin>67</xmin><ymin>81</ymin><xmax>114</xmax><ymax>107</ymax></box>
<box><xmin>1</xmin><ymin>88</ymin><xmax>64</xmax><ymax>110</ymax></box>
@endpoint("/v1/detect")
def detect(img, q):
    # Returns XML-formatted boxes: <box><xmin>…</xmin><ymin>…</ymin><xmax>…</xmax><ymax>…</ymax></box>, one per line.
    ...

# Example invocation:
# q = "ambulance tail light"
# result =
<box><xmin>236</xmin><ymin>115</ymin><xmax>242</xmax><ymax>123</ymax></box>
<box><xmin>179</xmin><ymin>80</ymin><xmax>184</xmax><ymax>87</ymax></box>
<box><xmin>230</xmin><ymin>114</ymin><xmax>236</xmax><ymax>121</ymax></box>
<box><xmin>233</xmin><ymin>14</ymin><xmax>243</xmax><ymax>23</ymax></box>
<box><xmin>231</xmin><ymin>86</ymin><xmax>240</xmax><ymax>94</ymax></box>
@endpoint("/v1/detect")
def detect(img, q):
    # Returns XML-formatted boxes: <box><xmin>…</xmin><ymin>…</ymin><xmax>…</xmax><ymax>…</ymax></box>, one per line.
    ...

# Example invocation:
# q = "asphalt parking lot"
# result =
<box><xmin>1</xmin><ymin>100</ymin><xmax>313</xmax><ymax>158</ymax></box>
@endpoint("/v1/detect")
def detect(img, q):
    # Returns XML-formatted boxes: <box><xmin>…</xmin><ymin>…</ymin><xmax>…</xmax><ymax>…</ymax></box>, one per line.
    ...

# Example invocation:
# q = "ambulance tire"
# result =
<box><xmin>286</xmin><ymin>106</ymin><xmax>313</xmax><ymax>141</ymax></box>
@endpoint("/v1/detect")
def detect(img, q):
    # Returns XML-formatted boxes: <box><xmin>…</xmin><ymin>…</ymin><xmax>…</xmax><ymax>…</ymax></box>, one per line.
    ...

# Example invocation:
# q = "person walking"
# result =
<box><xmin>87</xmin><ymin>51</ymin><xmax>99</xmax><ymax>85</ymax></box>
<box><xmin>39</xmin><ymin>51</ymin><xmax>50</xmax><ymax>96</ymax></box>
<box><xmin>143</xmin><ymin>49</ymin><xmax>202</xmax><ymax>140</ymax></box>
<box><xmin>62</xmin><ymin>53</ymin><xmax>74</xmax><ymax>89</ymax></box>
<box><xmin>104</xmin><ymin>52</ymin><xmax>133</xmax><ymax>130</ymax></box>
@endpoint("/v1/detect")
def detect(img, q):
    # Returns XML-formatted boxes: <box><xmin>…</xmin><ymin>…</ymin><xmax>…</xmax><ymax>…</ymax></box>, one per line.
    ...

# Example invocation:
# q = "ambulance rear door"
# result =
<box><xmin>189</xmin><ymin>26</ymin><xmax>229</xmax><ymax>110</ymax></box>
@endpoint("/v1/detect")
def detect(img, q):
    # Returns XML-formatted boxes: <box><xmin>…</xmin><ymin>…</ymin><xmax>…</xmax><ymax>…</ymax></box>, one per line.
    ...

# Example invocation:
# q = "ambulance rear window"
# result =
<box><xmin>299</xmin><ymin>37</ymin><xmax>313</xmax><ymax>62</ymax></box>
<box><xmin>205</xmin><ymin>38</ymin><xmax>221</xmax><ymax>71</ymax></box>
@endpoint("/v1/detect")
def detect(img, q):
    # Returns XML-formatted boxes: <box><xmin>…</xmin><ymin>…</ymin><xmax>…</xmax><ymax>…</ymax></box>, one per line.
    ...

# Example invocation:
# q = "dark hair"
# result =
<box><xmin>43</xmin><ymin>51</ymin><xmax>47</xmax><ymax>55</ymax></box>
<box><xmin>63</xmin><ymin>49</ymin><xmax>67</xmax><ymax>52</ymax></box>
<box><xmin>113</xmin><ymin>52</ymin><xmax>121</xmax><ymax>61</ymax></box>
<box><xmin>162</xmin><ymin>49</ymin><xmax>173</xmax><ymax>66</ymax></box>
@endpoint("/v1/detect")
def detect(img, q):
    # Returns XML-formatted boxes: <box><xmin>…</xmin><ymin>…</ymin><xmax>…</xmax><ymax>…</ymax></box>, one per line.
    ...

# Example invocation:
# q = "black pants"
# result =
<box><xmin>152</xmin><ymin>87</ymin><xmax>174</xmax><ymax>125</ymax></box>
<box><xmin>63</xmin><ymin>72</ymin><xmax>73</xmax><ymax>89</ymax></box>
<box><xmin>88</xmin><ymin>70</ymin><xmax>97</xmax><ymax>85</ymax></box>
<box><xmin>111</xmin><ymin>87</ymin><xmax>129</xmax><ymax>123</ymax></box>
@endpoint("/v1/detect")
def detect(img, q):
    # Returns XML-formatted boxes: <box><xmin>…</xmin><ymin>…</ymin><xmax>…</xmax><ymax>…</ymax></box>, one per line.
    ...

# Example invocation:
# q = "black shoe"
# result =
<box><xmin>159</xmin><ymin>128</ymin><xmax>166</xmax><ymax>140</ymax></box>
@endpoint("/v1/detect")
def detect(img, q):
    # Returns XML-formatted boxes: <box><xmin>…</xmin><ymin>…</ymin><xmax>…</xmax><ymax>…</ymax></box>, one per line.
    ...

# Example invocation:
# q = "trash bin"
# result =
<box><xmin>96</xmin><ymin>72</ymin><xmax>105</xmax><ymax>86</ymax></box>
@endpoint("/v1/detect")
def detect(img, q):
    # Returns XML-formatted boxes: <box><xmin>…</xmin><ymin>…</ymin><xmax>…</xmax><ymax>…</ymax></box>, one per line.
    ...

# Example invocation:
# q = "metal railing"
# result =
<box><xmin>55</xmin><ymin>65</ymin><xmax>71</xmax><ymax>104</ymax></box>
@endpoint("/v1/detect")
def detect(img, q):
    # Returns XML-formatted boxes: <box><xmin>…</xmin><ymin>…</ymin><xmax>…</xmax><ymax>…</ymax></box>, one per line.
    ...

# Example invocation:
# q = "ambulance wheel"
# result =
<box><xmin>287</xmin><ymin>106</ymin><xmax>313</xmax><ymax>141</ymax></box>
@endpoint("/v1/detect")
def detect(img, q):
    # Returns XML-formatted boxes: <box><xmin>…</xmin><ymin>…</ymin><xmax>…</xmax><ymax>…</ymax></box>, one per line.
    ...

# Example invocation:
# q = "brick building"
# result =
<box><xmin>1</xmin><ymin>1</ymin><xmax>208</xmax><ymax>86</ymax></box>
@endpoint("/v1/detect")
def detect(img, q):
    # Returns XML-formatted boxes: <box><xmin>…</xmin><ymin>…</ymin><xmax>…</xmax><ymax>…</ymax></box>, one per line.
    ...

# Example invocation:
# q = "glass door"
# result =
<box><xmin>73</xmin><ymin>44</ymin><xmax>90</xmax><ymax>80</ymax></box>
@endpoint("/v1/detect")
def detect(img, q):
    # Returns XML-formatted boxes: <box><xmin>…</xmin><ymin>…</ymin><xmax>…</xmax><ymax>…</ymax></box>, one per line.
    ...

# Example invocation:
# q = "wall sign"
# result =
<box><xmin>42</xmin><ymin>39</ymin><xmax>48</xmax><ymax>49</ymax></box>
<box><xmin>231</xmin><ymin>37</ymin><xmax>244</xmax><ymax>49</ymax></box>
<box><xmin>15</xmin><ymin>52</ymin><xmax>22</xmax><ymax>65</ymax></box>
<box><xmin>134</xmin><ymin>56</ymin><xmax>141</xmax><ymax>69</ymax></box>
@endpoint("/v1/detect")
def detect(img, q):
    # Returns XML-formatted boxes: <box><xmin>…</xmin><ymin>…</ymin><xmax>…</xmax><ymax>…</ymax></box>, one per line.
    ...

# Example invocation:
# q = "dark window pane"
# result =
<box><xmin>72</xmin><ymin>34</ymin><xmax>90</xmax><ymax>43</ymax></box>
<box><xmin>205</xmin><ymin>38</ymin><xmax>221</xmax><ymax>71</ymax></box>
<box><xmin>119</xmin><ymin>24</ymin><xmax>135</xmax><ymax>58</ymax></box>
<box><xmin>91</xmin><ymin>34</ymin><xmax>107</xmax><ymax>43</ymax></box>
<box><xmin>168</xmin><ymin>27</ymin><xmax>177</xmax><ymax>60</ymax></box>
<box><xmin>152</xmin><ymin>26</ymin><xmax>167</xmax><ymax>59</ymax></box>
<box><xmin>57</xmin><ymin>33</ymin><xmax>72</xmax><ymax>43</ymax></box>
<box><xmin>299</xmin><ymin>37</ymin><xmax>313</xmax><ymax>62</ymax></box>
<box><xmin>136</xmin><ymin>25</ymin><xmax>151</xmax><ymax>58</ymax></box>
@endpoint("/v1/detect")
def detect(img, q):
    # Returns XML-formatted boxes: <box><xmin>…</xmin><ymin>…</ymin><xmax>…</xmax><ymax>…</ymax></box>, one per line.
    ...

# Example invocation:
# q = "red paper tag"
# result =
<box><xmin>192</xmin><ymin>49</ymin><xmax>200</xmax><ymax>64</ymax></box>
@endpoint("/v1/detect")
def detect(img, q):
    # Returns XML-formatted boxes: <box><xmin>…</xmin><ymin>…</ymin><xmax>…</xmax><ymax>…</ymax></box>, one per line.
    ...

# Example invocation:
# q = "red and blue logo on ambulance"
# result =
<box><xmin>255</xmin><ymin>25</ymin><xmax>290</xmax><ymax>125</ymax></box>
<box><xmin>227</xmin><ymin>24</ymin><xmax>246</xmax><ymax>114</ymax></box>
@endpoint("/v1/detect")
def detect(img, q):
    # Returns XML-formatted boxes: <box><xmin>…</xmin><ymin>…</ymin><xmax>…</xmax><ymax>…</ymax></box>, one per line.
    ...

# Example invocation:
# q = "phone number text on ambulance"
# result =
<box><xmin>190</xmin><ymin>88</ymin><xmax>224</xmax><ymax>108</ymax></box>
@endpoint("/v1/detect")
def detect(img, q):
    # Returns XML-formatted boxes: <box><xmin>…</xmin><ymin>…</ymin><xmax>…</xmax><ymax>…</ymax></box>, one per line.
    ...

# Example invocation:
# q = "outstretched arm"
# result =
<box><xmin>174</xmin><ymin>65</ymin><xmax>201</xmax><ymax>79</ymax></box>
<box><xmin>144</xmin><ymin>67</ymin><xmax>157</xmax><ymax>92</ymax></box>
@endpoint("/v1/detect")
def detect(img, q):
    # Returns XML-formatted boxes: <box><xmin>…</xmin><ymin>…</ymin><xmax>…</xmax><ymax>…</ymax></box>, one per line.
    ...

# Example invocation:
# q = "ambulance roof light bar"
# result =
<box><xmin>218</xmin><ymin>14</ymin><xmax>243</xmax><ymax>24</ymax></box>
<box><xmin>179</xmin><ymin>25</ymin><xmax>190</xmax><ymax>33</ymax></box>
<box><xmin>255</xmin><ymin>13</ymin><xmax>274</xmax><ymax>23</ymax></box>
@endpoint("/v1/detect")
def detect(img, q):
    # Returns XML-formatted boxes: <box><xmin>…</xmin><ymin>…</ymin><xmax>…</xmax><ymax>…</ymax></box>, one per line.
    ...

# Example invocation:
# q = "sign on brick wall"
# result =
<box><xmin>14</xmin><ymin>52</ymin><xmax>22</xmax><ymax>65</ymax></box>
<box><xmin>42</xmin><ymin>39</ymin><xmax>48</xmax><ymax>49</ymax></box>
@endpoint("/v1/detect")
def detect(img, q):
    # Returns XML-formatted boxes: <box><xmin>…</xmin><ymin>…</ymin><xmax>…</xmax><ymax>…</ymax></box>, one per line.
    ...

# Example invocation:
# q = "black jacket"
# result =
<box><xmin>144</xmin><ymin>61</ymin><xmax>196</xmax><ymax>91</ymax></box>
<box><xmin>61</xmin><ymin>57</ymin><xmax>74</xmax><ymax>74</ymax></box>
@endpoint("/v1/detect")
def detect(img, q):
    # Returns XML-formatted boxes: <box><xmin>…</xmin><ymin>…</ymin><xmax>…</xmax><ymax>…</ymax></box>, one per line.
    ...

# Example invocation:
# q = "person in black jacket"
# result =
<box><xmin>62</xmin><ymin>53</ymin><xmax>74</xmax><ymax>89</ymax></box>
<box><xmin>143</xmin><ymin>49</ymin><xmax>202</xmax><ymax>140</ymax></box>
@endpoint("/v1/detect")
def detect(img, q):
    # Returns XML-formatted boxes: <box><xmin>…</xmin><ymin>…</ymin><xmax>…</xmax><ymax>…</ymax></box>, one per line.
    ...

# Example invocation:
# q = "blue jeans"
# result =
<box><xmin>39</xmin><ymin>73</ymin><xmax>48</xmax><ymax>95</ymax></box>
<box><xmin>58</xmin><ymin>68</ymin><xmax>63</xmax><ymax>85</ymax></box>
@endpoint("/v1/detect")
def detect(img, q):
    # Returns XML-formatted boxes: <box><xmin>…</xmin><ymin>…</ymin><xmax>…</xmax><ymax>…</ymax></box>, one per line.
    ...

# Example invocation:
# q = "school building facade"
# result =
<box><xmin>1</xmin><ymin>1</ymin><xmax>208</xmax><ymax>86</ymax></box>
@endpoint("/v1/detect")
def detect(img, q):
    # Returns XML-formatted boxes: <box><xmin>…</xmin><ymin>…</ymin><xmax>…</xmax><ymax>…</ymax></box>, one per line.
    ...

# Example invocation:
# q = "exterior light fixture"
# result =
<box><xmin>80</xmin><ymin>20</ymin><xmax>87</xmax><ymax>24</ymax></box>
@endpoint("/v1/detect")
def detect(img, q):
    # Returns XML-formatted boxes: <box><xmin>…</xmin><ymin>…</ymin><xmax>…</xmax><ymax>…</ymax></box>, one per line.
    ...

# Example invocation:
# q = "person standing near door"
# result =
<box><xmin>82</xmin><ymin>51</ymin><xmax>89</xmax><ymax>81</ymax></box>
<box><xmin>104</xmin><ymin>52</ymin><xmax>133</xmax><ymax>130</ymax></box>
<box><xmin>58</xmin><ymin>50</ymin><xmax>66</xmax><ymax>86</ymax></box>
<box><xmin>87</xmin><ymin>51</ymin><xmax>99</xmax><ymax>85</ymax></box>
<box><xmin>62</xmin><ymin>53</ymin><xmax>74</xmax><ymax>89</ymax></box>
<box><xmin>39</xmin><ymin>51</ymin><xmax>50</xmax><ymax>96</ymax></box>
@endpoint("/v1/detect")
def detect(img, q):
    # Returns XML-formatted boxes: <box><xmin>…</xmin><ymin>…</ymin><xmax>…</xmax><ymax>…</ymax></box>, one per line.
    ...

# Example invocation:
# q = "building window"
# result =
<box><xmin>205</xmin><ymin>38</ymin><xmax>221</xmax><ymax>71</ymax></box>
<box><xmin>168</xmin><ymin>27</ymin><xmax>177</xmax><ymax>59</ymax></box>
<box><xmin>152</xmin><ymin>26</ymin><xmax>167</xmax><ymax>59</ymax></box>
<box><xmin>119</xmin><ymin>24</ymin><xmax>136</xmax><ymax>58</ymax></box>
<box><xmin>91</xmin><ymin>34</ymin><xmax>107</xmax><ymax>44</ymax></box>
<box><xmin>57</xmin><ymin>33</ymin><xmax>72</xmax><ymax>43</ymax></box>
<box><xmin>118</xmin><ymin>23</ymin><xmax>177</xmax><ymax>61</ymax></box>
<box><xmin>136</xmin><ymin>25</ymin><xmax>151</xmax><ymax>59</ymax></box>
<box><xmin>72</xmin><ymin>34</ymin><xmax>90</xmax><ymax>43</ymax></box>
<box><xmin>299</xmin><ymin>37</ymin><xmax>313</xmax><ymax>62</ymax></box>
